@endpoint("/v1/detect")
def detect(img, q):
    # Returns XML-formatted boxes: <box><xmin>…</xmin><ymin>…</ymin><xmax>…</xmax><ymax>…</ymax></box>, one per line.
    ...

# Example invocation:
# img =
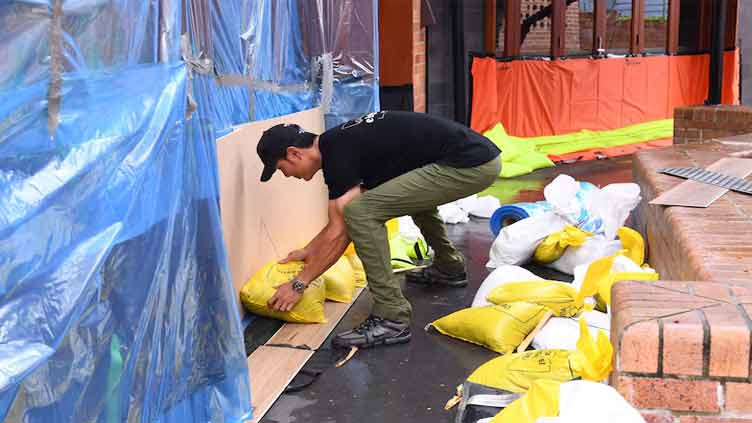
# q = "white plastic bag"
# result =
<box><xmin>548</xmin><ymin>237</ymin><xmax>622</xmax><ymax>275</ymax></box>
<box><xmin>438</xmin><ymin>202</ymin><xmax>470</xmax><ymax>224</ymax></box>
<box><xmin>469</xmin><ymin>196</ymin><xmax>502</xmax><ymax>218</ymax></box>
<box><xmin>532</xmin><ymin>310</ymin><xmax>610</xmax><ymax>351</ymax></box>
<box><xmin>472</xmin><ymin>265</ymin><xmax>544</xmax><ymax>307</ymax></box>
<box><xmin>487</xmin><ymin>212</ymin><xmax>568</xmax><ymax>268</ymax></box>
<box><xmin>539</xmin><ymin>380</ymin><xmax>645</xmax><ymax>423</ymax></box>
<box><xmin>544</xmin><ymin>175</ymin><xmax>584</xmax><ymax>224</ymax></box>
<box><xmin>584</xmin><ymin>183</ymin><xmax>641</xmax><ymax>239</ymax></box>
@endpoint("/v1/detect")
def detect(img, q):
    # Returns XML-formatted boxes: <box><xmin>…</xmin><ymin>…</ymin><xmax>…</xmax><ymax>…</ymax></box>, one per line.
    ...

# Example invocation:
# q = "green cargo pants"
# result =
<box><xmin>343</xmin><ymin>157</ymin><xmax>501</xmax><ymax>323</ymax></box>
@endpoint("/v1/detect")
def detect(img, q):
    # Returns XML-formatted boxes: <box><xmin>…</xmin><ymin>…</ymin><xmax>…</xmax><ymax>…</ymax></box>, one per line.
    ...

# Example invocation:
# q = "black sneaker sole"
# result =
<box><xmin>332</xmin><ymin>332</ymin><xmax>412</xmax><ymax>349</ymax></box>
<box><xmin>404</xmin><ymin>276</ymin><xmax>468</xmax><ymax>288</ymax></box>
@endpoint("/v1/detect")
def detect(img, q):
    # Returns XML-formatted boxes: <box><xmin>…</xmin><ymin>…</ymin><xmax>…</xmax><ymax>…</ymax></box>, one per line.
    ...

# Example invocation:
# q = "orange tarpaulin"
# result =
<box><xmin>471</xmin><ymin>50</ymin><xmax>740</xmax><ymax>136</ymax></box>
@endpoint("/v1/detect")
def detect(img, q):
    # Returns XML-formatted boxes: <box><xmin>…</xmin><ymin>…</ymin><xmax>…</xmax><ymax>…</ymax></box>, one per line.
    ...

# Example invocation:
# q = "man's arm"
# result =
<box><xmin>268</xmin><ymin>185</ymin><xmax>361</xmax><ymax>311</ymax></box>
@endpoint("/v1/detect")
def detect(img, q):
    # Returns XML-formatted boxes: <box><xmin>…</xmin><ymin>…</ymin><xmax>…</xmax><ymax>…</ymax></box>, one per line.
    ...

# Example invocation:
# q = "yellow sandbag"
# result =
<box><xmin>489</xmin><ymin>379</ymin><xmax>561</xmax><ymax>423</ymax></box>
<box><xmin>429</xmin><ymin>303</ymin><xmax>547</xmax><ymax>354</ymax></box>
<box><xmin>239</xmin><ymin>261</ymin><xmax>327</xmax><ymax>323</ymax></box>
<box><xmin>534</xmin><ymin>225</ymin><xmax>591</xmax><ymax>264</ymax></box>
<box><xmin>322</xmin><ymin>256</ymin><xmax>357</xmax><ymax>303</ymax></box>
<box><xmin>576</xmin><ymin>252</ymin><xmax>659</xmax><ymax>309</ymax></box>
<box><xmin>345</xmin><ymin>218</ymin><xmax>399</xmax><ymax>255</ymax></box>
<box><xmin>390</xmin><ymin>234</ymin><xmax>429</xmax><ymax>269</ymax></box>
<box><xmin>485</xmin><ymin>280</ymin><xmax>584</xmax><ymax>317</ymax></box>
<box><xmin>344</xmin><ymin>253</ymin><xmax>367</xmax><ymax>288</ymax></box>
<box><xmin>617</xmin><ymin>226</ymin><xmax>645</xmax><ymax>266</ymax></box>
<box><xmin>467</xmin><ymin>318</ymin><xmax>613</xmax><ymax>392</ymax></box>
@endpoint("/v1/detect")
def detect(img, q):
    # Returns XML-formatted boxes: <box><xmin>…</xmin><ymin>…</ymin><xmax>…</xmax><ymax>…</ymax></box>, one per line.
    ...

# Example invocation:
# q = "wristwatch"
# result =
<box><xmin>291</xmin><ymin>279</ymin><xmax>307</xmax><ymax>294</ymax></box>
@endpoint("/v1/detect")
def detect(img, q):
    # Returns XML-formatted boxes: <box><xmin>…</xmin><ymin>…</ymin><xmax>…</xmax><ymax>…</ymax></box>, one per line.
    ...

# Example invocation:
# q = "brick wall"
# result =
<box><xmin>674</xmin><ymin>106</ymin><xmax>752</xmax><ymax>144</ymax></box>
<box><xmin>496</xmin><ymin>2</ymin><xmax>583</xmax><ymax>56</ymax></box>
<box><xmin>612</xmin><ymin>143</ymin><xmax>752</xmax><ymax>423</ymax></box>
<box><xmin>412</xmin><ymin>0</ymin><xmax>426</xmax><ymax>113</ymax></box>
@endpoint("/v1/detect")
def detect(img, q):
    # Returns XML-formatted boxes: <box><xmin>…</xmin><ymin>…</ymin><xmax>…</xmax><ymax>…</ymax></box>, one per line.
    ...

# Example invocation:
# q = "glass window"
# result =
<box><xmin>569</xmin><ymin>0</ymin><xmax>594</xmax><ymax>55</ymax></box>
<box><xmin>605</xmin><ymin>0</ymin><xmax>632</xmax><ymax>53</ymax></box>
<box><xmin>678</xmin><ymin>0</ymin><xmax>702</xmax><ymax>52</ymax></box>
<box><xmin>644</xmin><ymin>0</ymin><xmax>669</xmax><ymax>52</ymax></box>
<box><xmin>520</xmin><ymin>0</ymin><xmax>553</xmax><ymax>56</ymax></box>
<box><xmin>495</xmin><ymin>0</ymin><xmax>506</xmax><ymax>55</ymax></box>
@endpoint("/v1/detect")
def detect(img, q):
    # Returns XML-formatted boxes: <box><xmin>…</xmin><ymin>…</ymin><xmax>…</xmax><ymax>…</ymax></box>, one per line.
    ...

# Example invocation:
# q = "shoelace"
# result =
<box><xmin>354</xmin><ymin>316</ymin><xmax>383</xmax><ymax>334</ymax></box>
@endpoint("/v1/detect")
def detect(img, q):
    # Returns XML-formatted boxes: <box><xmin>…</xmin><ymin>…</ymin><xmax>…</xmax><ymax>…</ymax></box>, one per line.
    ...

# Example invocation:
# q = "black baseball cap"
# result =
<box><xmin>257</xmin><ymin>123</ymin><xmax>317</xmax><ymax>182</ymax></box>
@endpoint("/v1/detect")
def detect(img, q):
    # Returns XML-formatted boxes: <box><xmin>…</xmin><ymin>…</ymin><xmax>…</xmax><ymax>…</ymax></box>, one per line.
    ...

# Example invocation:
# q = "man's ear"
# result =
<box><xmin>286</xmin><ymin>146</ymin><xmax>302</xmax><ymax>160</ymax></box>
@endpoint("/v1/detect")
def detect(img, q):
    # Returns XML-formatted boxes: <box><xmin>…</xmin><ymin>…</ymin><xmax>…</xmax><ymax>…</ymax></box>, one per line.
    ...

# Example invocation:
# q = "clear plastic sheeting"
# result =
<box><xmin>0</xmin><ymin>1</ymin><xmax>251</xmax><ymax>422</ymax></box>
<box><xmin>241</xmin><ymin>0</ymin><xmax>380</xmax><ymax>127</ymax></box>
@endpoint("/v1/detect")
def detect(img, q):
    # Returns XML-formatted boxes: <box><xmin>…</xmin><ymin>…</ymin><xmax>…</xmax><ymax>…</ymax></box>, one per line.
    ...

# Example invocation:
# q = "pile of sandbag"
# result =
<box><xmin>239</xmin><ymin>252</ymin><xmax>366</xmax><ymax>323</ymax></box>
<box><xmin>430</xmin><ymin>226</ymin><xmax>657</xmax><ymax>422</ymax></box>
<box><xmin>487</xmin><ymin>174</ymin><xmax>643</xmax><ymax>275</ymax></box>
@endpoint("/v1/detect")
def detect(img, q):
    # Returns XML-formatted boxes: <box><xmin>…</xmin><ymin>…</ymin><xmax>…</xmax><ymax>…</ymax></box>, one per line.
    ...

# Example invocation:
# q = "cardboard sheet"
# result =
<box><xmin>649</xmin><ymin>158</ymin><xmax>752</xmax><ymax>207</ymax></box>
<box><xmin>217</xmin><ymin>108</ymin><xmax>329</xmax><ymax>315</ymax></box>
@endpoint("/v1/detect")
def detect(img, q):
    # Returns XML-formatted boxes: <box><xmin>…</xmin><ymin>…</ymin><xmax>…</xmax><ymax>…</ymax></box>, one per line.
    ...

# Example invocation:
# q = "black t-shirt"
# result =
<box><xmin>319</xmin><ymin>111</ymin><xmax>501</xmax><ymax>199</ymax></box>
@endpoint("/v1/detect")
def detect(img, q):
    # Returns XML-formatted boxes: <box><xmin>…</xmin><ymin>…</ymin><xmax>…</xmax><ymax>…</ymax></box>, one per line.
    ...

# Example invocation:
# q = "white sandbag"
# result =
<box><xmin>544</xmin><ymin>175</ymin><xmax>584</xmax><ymax>224</ymax></box>
<box><xmin>584</xmin><ymin>183</ymin><xmax>641</xmax><ymax>239</ymax></box>
<box><xmin>532</xmin><ymin>310</ymin><xmax>610</xmax><ymax>351</ymax></box>
<box><xmin>469</xmin><ymin>196</ymin><xmax>502</xmax><ymax>218</ymax></box>
<box><xmin>472</xmin><ymin>265</ymin><xmax>544</xmax><ymax>307</ymax></box>
<box><xmin>455</xmin><ymin>194</ymin><xmax>479</xmax><ymax>212</ymax></box>
<box><xmin>540</xmin><ymin>380</ymin><xmax>645</xmax><ymax>423</ymax></box>
<box><xmin>397</xmin><ymin>215</ymin><xmax>422</xmax><ymax>241</ymax></box>
<box><xmin>438</xmin><ymin>202</ymin><xmax>470</xmax><ymax>224</ymax></box>
<box><xmin>571</xmin><ymin>254</ymin><xmax>656</xmax><ymax>292</ymax></box>
<box><xmin>487</xmin><ymin>212</ymin><xmax>568</xmax><ymax>268</ymax></box>
<box><xmin>548</xmin><ymin>237</ymin><xmax>622</xmax><ymax>275</ymax></box>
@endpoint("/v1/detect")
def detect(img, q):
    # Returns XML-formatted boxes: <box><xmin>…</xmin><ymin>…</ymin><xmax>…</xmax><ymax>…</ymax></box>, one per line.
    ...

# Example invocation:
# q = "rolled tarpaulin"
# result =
<box><xmin>490</xmin><ymin>201</ymin><xmax>553</xmax><ymax>236</ymax></box>
<box><xmin>489</xmin><ymin>181</ymin><xmax>599</xmax><ymax>236</ymax></box>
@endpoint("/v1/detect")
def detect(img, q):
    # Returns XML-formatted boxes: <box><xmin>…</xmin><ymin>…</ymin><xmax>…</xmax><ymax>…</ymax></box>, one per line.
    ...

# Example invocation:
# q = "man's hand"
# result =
<box><xmin>267</xmin><ymin>281</ymin><xmax>303</xmax><ymax>312</ymax></box>
<box><xmin>279</xmin><ymin>249</ymin><xmax>308</xmax><ymax>264</ymax></box>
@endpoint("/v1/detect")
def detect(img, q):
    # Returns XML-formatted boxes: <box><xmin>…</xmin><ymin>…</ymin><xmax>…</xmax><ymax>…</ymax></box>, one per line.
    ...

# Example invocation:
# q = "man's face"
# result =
<box><xmin>277</xmin><ymin>147</ymin><xmax>316</xmax><ymax>181</ymax></box>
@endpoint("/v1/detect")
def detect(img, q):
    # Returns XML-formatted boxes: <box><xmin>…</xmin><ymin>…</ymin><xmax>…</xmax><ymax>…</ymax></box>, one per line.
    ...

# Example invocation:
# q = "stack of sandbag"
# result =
<box><xmin>487</xmin><ymin>174</ymin><xmax>642</xmax><ymax>274</ymax></box>
<box><xmin>240</xmin><ymin>252</ymin><xmax>363</xmax><ymax>323</ymax></box>
<box><xmin>442</xmin><ymin>249</ymin><xmax>656</xmax><ymax>422</ymax></box>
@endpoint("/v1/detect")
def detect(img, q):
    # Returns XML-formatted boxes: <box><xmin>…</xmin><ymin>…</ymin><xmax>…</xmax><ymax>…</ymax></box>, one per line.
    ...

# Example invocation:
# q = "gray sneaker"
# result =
<box><xmin>332</xmin><ymin>316</ymin><xmax>411</xmax><ymax>348</ymax></box>
<box><xmin>404</xmin><ymin>265</ymin><xmax>468</xmax><ymax>287</ymax></box>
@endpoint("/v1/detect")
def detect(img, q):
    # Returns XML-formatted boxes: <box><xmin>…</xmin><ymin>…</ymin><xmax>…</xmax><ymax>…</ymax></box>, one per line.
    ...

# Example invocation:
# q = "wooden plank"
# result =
<box><xmin>593</xmin><ymin>0</ymin><xmax>607</xmax><ymax>53</ymax></box>
<box><xmin>248</xmin><ymin>287</ymin><xmax>366</xmax><ymax>422</ymax></box>
<box><xmin>484</xmin><ymin>0</ymin><xmax>497</xmax><ymax>55</ymax></box>
<box><xmin>247</xmin><ymin>346</ymin><xmax>313</xmax><ymax>423</ymax></box>
<box><xmin>649</xmin><ymin>158</ymin><xmax>752</xmax><ymax>207</ymax></box>
<box><xmin>630</xmin><ymin>0</ymin><xmax>645</xmax><ymax>55</ymax></box>
<box><xmin>504</xmin><ymin>0</ymin><xmax>521</xmax><ymax>57</ymax></box>
<box><xmin>551</xmin><ymin>0</ymin><xmax>566</xmax><ymax>59</ymax></box>
<box><xmin>667</xmin><ymin>0</ymin><xmax>680</xmax><ymax>54</ymax></box>
<box><xmin>699</xmin><ymin>0</ymin><xmax>712</xmax><ymax>51</ymax></box>
<box><xmin>267</xmin><ymin>288</ymin><xmax>365</xmax><ymax>350</ymax></box>
<box><xmin>216</xmin><ymin>108</ymin><xmax>329</xmax><ymax>316</ymax></box>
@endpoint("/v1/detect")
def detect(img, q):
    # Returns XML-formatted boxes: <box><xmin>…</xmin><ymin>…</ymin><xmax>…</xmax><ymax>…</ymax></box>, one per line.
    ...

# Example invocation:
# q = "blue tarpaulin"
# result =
<box><xmin>0</xmin><ymin>0</ymin><xmax>379</xmax><ymax>421</ymax></box>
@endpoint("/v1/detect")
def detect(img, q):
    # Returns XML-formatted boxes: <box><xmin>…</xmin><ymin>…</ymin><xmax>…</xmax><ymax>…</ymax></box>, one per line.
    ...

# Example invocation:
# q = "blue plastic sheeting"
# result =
<box><xmin>0</xmin><ymin>61</ymin><xmax>251</xmax><ymax>423</ymax></box>
<box><xmin>242</xmin><ymin>0</ymin><xmax>317</xmax><ymax>121</ymax></box>
<box><xmin>206</xmin><ymin>0</ymin><xmax>251</xmax><ymax>135</ymax></box>
<box><xmin>241</xmin><ymin>0</ymin><xmax>380</xmax><ymax>127</ymax></box>
<box><xmin>0</xmin><ymin>0</ymin><xmax>251</xmax><ymax>421</ymax></box>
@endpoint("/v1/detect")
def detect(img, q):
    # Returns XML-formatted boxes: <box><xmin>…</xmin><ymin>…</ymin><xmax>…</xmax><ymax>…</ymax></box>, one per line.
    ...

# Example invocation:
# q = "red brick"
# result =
<box><xmin>662</xmin><ymin>311</ymin><xmax>704</xmax><ymax>376</ymax></box>
<box><xmin>642</xmin><ymin>411</ymin><xmax>677</xmax><ymax>423</ymax></box>
<box><xmin>680</xmin><ymin>418</ymin><xmax>752</xmax><ymax>423</ymax></box>
<box><xmin>703</xmin><ymin>304</ymin><xmax>751</xmax><ymax>378</ymax></box>
<box><xmin>726</xmin><ymin>382</ymin><xmax>752</xmax><ymax>413</ymax></box>
<box><xmin>618</xmin><ymin>320</ymin><xmax>660</xmax><ymax>373</ymax></box>
<box><xmin>617</xmin><ymin>377</ymin><xmax>721</xmax><ymax>412</ymax></box>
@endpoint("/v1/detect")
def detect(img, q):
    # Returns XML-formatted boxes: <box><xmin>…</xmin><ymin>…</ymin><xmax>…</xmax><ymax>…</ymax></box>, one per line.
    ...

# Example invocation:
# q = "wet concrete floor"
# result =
<box><xmin>259</xmin><ymin>156</ymin><xmax>635</xmax><ymax>423</ymax></box>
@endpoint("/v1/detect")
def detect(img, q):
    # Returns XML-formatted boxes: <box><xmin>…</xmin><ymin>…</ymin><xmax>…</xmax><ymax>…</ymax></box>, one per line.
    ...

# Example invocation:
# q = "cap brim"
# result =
<box><xmin>260</xmin><ymin>164</ymin><xmax>276</xmax><ymax>182</ymax></box>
